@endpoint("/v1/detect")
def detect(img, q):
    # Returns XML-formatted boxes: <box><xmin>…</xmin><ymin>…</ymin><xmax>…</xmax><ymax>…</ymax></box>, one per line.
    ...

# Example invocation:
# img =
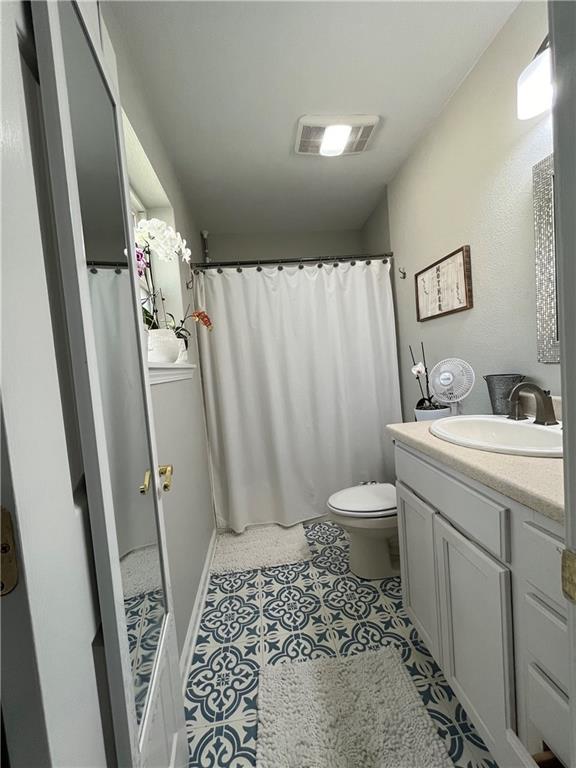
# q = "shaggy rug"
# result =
<box><xmin>120</xmin><ymin>545</ymin><xmax>162</xmax><ymax>599</ymax></box>
<box><xmin>210</xmin><ymin>523</ymin><xmax>310</xmax><ymax>574</ymax></box>
<box><xmin>257</xmin><ymin>648</ymin><xmax>453</xmax><ymax>768</ymax></box>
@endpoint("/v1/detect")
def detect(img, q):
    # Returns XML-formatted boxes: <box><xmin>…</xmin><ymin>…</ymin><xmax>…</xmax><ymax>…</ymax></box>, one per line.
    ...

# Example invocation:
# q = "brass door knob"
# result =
<box><xmin>140</xmin><ymin>469</ymin><xmax>152</xmax><ymax>495</ymax></box>
<box><xmin>158</xmin><ymin>464</ymin><xmax>174</xmax><ymax>492</ymax></box>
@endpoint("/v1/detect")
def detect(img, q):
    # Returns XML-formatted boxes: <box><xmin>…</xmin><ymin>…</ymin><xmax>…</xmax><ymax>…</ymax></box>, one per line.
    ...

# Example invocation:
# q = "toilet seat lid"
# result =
<box><xmin>328</xmin><ymin>483</ymin><xmax>396</xmax><ymax>514</ymax></box>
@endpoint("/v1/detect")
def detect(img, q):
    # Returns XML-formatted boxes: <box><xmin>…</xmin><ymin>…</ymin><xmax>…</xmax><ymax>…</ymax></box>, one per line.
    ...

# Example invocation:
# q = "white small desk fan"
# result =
<box><xmin>429</xmin><ymin>358</ymin><xmax>475</xmax><ymax>415</ymax></box>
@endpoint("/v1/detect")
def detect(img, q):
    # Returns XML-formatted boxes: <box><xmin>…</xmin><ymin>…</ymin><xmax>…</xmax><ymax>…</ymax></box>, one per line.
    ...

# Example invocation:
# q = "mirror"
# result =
<box><xmin>533</xmin><ymin>153</ymin><xmax>559</xmax><ymax>363</ymax></box>
<box><xmin>58</xmin><ymin>2</ymin><xmax>165</xmax><ymax>725</ymax></box>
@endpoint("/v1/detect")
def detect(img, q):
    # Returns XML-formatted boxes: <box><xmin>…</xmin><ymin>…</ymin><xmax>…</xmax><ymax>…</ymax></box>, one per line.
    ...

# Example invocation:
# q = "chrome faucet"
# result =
<box><xmin>508</xmin><ymin>382</ymin><xmax>558</xmax><ymax>426</ymax></box>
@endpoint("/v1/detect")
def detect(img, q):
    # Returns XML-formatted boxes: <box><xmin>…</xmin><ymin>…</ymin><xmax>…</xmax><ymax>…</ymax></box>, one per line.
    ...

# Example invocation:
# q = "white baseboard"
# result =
<box><xmin>169</xmin><ymin>726</ymin><xmax>188</xmax><ymax>768</ymax></box>
<box><xmin>179</xmin><ymin>528</ymin><xmax>217</xmax><ymax>687</ymax></box>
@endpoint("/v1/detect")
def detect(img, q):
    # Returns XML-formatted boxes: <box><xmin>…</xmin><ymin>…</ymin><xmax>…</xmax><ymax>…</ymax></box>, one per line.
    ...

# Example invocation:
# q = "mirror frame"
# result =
<box><xmin>533</xmin><ymin>153</ymin><xmax>560</xmax><ymax>363</ymax></box>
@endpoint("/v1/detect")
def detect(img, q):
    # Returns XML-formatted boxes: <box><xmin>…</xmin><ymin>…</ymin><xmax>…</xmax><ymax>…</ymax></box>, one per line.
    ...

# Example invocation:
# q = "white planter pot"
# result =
<box><xmin>414</xmin><ymin>407</ymin><xmax>452</xmax><ymax>422</ymax></box>
<box><xmin>176</xmin><ymin>339</ymin><xmax>188</xmax><ymax>364</ymax></box>
<box><xmin>148</xmin><ymin>329</ymin><xmax>180</xmax><ymax>364</ymax></box>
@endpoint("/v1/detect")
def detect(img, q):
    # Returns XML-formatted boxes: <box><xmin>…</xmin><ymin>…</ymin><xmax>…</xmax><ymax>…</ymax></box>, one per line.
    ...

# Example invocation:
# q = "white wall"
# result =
<box><xmin>208</xmin><ymin>229</ymin><xmax>363</xmax><ymax>263</ymax></box>
<box><xmin>362</xmin><ymin>1</ymin><xmax>558</xmax><ymax>417</ymax></box>
<box><xmin>150</xmin><ymin>376</ymin><xmax>214</xmax><ymax>655</ymax></box>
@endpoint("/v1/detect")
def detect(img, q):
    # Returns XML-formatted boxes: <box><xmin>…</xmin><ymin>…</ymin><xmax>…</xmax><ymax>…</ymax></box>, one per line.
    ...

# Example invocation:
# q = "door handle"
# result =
<box><xmin>158</xmin><ymin>464</ymin><xmax>174</xmax><ymax>492</ymax></box>
<box><xmin>140</xmin><ymin>469</ymin><xmax>152</xmax><ymax>495</ymax></box>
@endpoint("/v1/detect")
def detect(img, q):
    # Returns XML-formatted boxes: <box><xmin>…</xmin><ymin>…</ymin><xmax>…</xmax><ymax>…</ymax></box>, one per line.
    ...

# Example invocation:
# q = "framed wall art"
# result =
<box><xmin>415</xmin><ymin>245</ymin><xmax>473</xmax><ymax>322</ymax></box>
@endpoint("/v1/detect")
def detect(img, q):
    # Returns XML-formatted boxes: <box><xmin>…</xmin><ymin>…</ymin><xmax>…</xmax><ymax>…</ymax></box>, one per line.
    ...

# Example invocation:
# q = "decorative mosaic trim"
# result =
<box><xmin>533</xmin><ymin>153</ymin><xmax>560</xmax><ymax>363</ymax></box>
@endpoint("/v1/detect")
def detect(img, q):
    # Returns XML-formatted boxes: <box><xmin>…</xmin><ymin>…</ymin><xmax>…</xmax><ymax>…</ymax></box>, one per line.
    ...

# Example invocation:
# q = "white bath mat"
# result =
<box><xmin>257</xmin><ymin>648</ymin><xmax>452</xmax><ymax>768</ymax></box>
<box><xmin>211</xmin><ymin>524</ymin><xmax>310</xmax><ymax>574</ymax></box>
<box><xmin>120</xmin><ymin>545</ymin><xmax>162</xmax><ymax>599</ymax></box>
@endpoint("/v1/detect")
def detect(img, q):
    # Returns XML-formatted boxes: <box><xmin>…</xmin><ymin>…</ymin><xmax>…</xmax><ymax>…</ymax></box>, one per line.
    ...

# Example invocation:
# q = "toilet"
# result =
<box><xmin>327</xmin><ymin>482</ymin><xmax>398</xmax><ymax>580</ymax></box>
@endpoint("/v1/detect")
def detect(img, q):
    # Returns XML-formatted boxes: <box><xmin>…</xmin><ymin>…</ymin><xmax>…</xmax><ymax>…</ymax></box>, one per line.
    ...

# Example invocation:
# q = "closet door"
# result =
<box><xmin>396</xmin><ymin>482</ymin><xmax>441</xmax><ymax>659</ymax></box>
<box><xmin>434</xmin><ymin>515</ymin><xmax>515</xmax><ymax>765</ymax></box>
<box><xmin>31</xmin><ymin>2</ymin><xmax>185</xmax><ymax>765</ymax></box>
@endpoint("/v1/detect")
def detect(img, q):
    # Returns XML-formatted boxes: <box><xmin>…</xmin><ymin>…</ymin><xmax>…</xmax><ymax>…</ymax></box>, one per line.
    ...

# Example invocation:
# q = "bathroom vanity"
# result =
<box><xmin>388</xmin><ymin>422</ymin><xmax>569</xmax><ymax>768</ymax></box>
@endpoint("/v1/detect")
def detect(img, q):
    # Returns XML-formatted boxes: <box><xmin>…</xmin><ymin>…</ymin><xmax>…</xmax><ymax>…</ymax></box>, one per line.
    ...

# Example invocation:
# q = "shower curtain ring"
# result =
<box><xmin>236</xmin><ymin>261</ymin><xmax>242</xmax><ymax>273</ymax></box>
<box><xmin>298</xmin><ymin>259</ymin><xmax>304</xmax><ymax>270</ymax></box>
<box><xmin>217</xmin><ymin>267</ymin><xmax>223</xmax><ymax>274</ymax></box>
<box><xmin>257</xmin><ymin>260</ymin><xmax>262</xmax><ymax>272</ymax></box>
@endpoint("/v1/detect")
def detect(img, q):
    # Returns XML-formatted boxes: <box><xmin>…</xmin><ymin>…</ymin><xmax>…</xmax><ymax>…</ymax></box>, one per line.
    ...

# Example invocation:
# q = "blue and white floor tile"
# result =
<box><xmin>125</xmin><ymin>587</ymin><xmax>164</xmax><ymax>724</ymax></box>
<box><xmin>184</xmin><ymin>520</ymin><xmax>498</xmax><ymax>768</ymax></box>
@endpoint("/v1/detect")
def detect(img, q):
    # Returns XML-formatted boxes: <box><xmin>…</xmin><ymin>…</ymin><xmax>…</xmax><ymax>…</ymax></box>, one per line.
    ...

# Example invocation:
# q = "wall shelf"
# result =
<box><xmin>148</xmin><ymin>362</ymin><xmax>197</xmax><ymax>385</ymax></box>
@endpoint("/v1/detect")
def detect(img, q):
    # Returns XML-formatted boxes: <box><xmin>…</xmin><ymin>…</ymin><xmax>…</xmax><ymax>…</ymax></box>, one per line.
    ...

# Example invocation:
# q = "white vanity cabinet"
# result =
<box><xmin>396</xmin><ymin>483</ymin><xmax>441</xmax><ymax>659</ymax></box>
<box><xmin>434</xmin><ymin>515</ymin><xmax>515</xmax><ymax>761</ymax></box>
<box><xmin>394</xmin><ymin>441</ymin><xmax>570</xmax><ymax>768</ymax></box>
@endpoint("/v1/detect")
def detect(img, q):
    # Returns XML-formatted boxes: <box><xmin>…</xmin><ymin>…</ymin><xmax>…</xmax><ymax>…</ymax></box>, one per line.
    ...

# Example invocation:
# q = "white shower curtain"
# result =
<box><xmin>195</xmin><ymin>260</ymin><xmax>402</xmax><ymax>532</ymax></box>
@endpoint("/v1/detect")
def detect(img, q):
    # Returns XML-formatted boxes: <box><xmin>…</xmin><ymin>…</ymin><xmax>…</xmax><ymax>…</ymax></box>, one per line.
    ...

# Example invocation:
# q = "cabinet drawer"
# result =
<box><xmin>520</xmin><ymin>522</ymin><xmax>565</xmax><ymax>608</ymax></box>
<box><xmin>527</xmin><ymin>663</ymin><xmax>570</xmax><ymax>767</ymax></box>
<box><xmin>395</xmin><ymin>446</ymin><xmax>509</xmax><ymax>560</ymax></box>
<box><xmin>524</xmin><ymin>592</ymin><xmax>568</xmax><ymax>694</ymax></box>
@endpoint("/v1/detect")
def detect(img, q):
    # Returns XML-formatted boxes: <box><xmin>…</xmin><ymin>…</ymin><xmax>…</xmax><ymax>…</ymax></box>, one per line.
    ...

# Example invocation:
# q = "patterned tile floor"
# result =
<box><xmin>125</xmin><ymin>587</ymin><xmax>164</xmax><ymax>723</ymax></box>
<box><xmin>184</xmin><ymin>521</ymin><xmax>498</xmax><ymax>768</ymax></box>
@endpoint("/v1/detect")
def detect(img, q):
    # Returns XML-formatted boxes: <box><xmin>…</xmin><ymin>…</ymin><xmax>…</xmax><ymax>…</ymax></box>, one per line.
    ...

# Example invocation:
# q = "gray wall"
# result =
<box><xmin>361</xmin><ymin>1</ymin><xmax>559</xmax><ymax>418</ymax></box>
<box><xmin>101</xmin><ymin>6</ymin><xmax>201</xmax><ymax>301</ymax></box>
<box><xmin>208</xmin><ymin>229</ymin><xmax>363</xmax><ymax>263</ymax></box>
<box><xmin>361</xmin><ymin>188</ymin><xmax>390</xmax><ymax>255</ymax></box>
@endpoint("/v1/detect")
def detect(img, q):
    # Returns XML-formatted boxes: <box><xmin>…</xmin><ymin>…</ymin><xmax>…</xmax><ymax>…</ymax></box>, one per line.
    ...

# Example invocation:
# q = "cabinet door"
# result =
<box><xmin>435</xmin><ymin>515</ymin><xmax>515</xmax><ymax>763</ymax></box>
<box><xmin>397</xmin><ymin>482</ymin><xmax>441</xmax><ymax>659</ymax></box>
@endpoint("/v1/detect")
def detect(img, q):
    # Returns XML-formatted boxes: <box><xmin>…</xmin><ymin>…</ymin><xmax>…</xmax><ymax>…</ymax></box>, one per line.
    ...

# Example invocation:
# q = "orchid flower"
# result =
<box><xmin>411</xmin><ymin>362</ymin><xmax>426</xmax><ymax>377</ymax></box>
<box><xmin>135</xmin><ymin>246</ymin><xmax>149</xmax><ymax>277</ymax></box>
<box><xmin>134</xmin><ymin>218</ymin><xmax>192</xmax><ymax>263</ymax></box>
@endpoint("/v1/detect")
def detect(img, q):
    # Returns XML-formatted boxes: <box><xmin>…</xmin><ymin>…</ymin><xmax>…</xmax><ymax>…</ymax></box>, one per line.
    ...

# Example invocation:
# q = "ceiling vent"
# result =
<box><xmin>295</xmin><ymin>115</ymin><xmax>380</xmax><ymax>156</ymax></box>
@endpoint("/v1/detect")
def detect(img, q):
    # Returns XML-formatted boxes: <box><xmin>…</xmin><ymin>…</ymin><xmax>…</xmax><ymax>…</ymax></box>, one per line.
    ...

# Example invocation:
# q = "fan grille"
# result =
<box><xmin>295</xmin><ymin>116</ymin><xmax>379</xmax><ymax>155</ymax></box>
<box><xmin>429</xmin><ymin>358</ymin><xmax>475</xmax><ymax>403</ymax></box>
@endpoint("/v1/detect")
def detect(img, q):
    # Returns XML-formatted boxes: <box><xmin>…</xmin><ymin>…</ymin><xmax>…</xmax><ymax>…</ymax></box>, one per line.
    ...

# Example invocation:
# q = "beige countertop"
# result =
<box><xmin>386</xmin><ymin>421</ymin><xmax>564</xmax><ymax>524</ymax></box>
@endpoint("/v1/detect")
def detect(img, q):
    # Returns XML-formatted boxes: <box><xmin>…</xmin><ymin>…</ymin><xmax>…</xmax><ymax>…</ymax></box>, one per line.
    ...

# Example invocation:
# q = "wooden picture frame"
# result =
<box><xmin>415</xmin><ymin>245</ymin><xmax>473</xmax><ymax>322</ymax></box>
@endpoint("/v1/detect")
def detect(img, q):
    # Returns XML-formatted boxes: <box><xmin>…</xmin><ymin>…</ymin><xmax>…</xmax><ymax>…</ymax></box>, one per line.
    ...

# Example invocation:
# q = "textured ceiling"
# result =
<box><xmin>107</xmin><ymin>1</ymin><xmax>517</xmax><ymax>234</ymax></box>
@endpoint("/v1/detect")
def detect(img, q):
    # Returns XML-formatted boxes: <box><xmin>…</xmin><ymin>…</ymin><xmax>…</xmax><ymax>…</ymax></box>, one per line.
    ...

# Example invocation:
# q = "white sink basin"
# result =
<box><xmin>430</xmin><ymin>415</ymin><xmax>563</xmax><ymax>457</ymax></box>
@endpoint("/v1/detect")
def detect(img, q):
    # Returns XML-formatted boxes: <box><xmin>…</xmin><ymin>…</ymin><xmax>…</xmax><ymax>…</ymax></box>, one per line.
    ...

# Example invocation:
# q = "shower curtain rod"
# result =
<box><xmin>188</xmin><ymin>252</ymin><xmax>393</xmax><ymax>271</ymax></box>
<box><xmin>87</xmin><ymin>261</ymin><xmax>128</xmax><ymax>272</ymax></box>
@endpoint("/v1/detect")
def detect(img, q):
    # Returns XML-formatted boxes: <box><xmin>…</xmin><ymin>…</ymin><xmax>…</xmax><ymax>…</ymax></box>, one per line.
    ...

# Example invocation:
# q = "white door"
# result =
<box><xmin>30</xmin><ymin>2</ymin><xmax>185</xmax><ymax>765</ymax></box>
<box><xmin>1</xmin><ymin>3</ymin><xmax>107</xmax><ymax>764</ymax></box>
<box><xmin>396</xmin><ymin>482</ymin><xmax>441</xmax><ymax>659</ymax></box>
<box><xmin>548</xmin><ymin>3</ymin><xmax>576</xmax><ymax>767</ymax></box>
<box><xmin>434</xmin><ymin>515</ymin><xmax>516</xmax><ymax>766</ymax></box>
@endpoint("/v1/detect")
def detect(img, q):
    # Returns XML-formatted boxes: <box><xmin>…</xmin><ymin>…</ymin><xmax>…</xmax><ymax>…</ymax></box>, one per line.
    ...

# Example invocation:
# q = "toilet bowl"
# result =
<box><xmin>327</xmin><ymin>483</ymin><xmax>398</xmax><ymax>580</ymax></box>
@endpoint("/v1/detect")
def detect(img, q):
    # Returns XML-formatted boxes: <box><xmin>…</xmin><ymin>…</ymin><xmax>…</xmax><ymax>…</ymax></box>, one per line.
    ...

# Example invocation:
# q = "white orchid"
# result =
<box><xmin>411</xmin><ymin>361</ymin><xmax>426</xmax><ymax>377</ymax></box>
<box><xmin>175</xmin><ymin>233</ymin><xmax>192</xmax><ymax>263</ymax></box>
<box><xmin>135</xmin><ymin>218</ymin><xmax>192</xmax><ymax>263</ymax></box>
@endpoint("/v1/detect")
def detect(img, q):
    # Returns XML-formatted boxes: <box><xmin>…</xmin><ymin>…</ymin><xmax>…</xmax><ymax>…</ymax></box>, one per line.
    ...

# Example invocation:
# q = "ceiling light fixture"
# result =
<box><xmin>295</xmin><ymin>116</ymin><xmax>380</xmax><ymax>157</ymax></box>
<box><xmin>517</xmin><ymin>36</ymin><xmax>553</xmax><ymax>120</ymax></box>
<box><xmin>319</xmin><ymin>124</ymin><xmax>352</xmax><ymax>157</ymax></box>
